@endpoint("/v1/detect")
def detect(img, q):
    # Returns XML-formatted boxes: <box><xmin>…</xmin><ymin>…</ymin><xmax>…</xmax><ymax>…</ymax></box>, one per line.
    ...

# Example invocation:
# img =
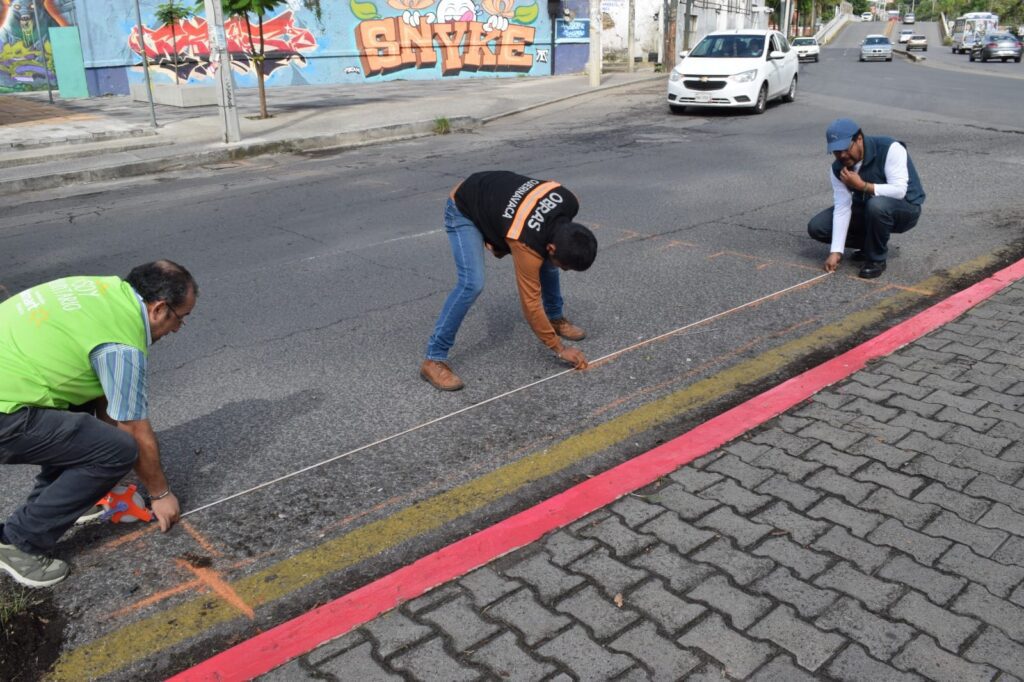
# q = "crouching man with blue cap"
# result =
<box><xmin>807</xmin><ymin>118</ymin><xmax>926</xmax><ymax>279</ymax></box>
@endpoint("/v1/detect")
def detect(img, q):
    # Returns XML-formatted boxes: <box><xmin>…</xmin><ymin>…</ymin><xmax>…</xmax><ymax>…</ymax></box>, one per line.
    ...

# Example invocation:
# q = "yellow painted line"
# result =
<box><xmin>49</xmin><ymin>252</ymin><xmax>1003</xmax><ymax>681</ymax></box>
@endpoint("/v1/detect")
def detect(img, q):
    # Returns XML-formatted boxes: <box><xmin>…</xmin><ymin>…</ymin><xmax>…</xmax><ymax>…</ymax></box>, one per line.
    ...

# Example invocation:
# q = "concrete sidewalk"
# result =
<box><xmin>0</xmin><ymin>69</ymin><xmax>660</xmax><ymax>194</ymax></box>
<box><xmin>212</xmin><ymin>270</ymin><xmax>1024</xmax><ymax>681</ymax></box>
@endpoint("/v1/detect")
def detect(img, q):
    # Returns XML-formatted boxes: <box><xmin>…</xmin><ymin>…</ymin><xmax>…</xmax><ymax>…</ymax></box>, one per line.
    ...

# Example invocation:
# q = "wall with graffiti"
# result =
<box><xmin>0</xmin><ymin>0</ymin><xmax>75</xmax><ymax>93</ymax></box>
<box><xmin>67</xmin><ymin>0</ymin><xmax>553</xmax><ymax>96</ymax></box>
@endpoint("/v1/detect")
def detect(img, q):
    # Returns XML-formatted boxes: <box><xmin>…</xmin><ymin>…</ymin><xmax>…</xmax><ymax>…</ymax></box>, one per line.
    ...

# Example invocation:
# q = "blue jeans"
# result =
<box><xmin>425</xmin><ymin>199</ymin><xmax>564</xmax><ymax>361</ymax></box>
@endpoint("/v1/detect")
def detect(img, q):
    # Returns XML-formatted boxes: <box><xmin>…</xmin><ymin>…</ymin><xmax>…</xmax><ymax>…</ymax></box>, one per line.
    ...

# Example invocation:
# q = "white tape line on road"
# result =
<box><xmin>181</xmin><ymin>271</ymin><xmax>831</xmax><ymax>518</ymax></box>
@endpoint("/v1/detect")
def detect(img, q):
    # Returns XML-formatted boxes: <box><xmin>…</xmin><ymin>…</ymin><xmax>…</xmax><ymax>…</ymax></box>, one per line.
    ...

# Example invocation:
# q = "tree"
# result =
<box><xmin>218</xmin><ymin>0</ymin><xmax>323</xmax><ymax>119</ymax></box>
<box><xmin>155</xmin><ymin>1</ymin><xmax>195</xmax><ymax>85</ymax></box>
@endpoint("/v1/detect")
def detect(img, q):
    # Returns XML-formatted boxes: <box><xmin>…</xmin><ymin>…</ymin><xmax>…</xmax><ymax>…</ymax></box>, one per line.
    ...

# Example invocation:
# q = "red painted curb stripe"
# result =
<box><xmin>173</xmin><ymin>257</ymin><xmax>1024</xmax><ymax>682</ymax></box>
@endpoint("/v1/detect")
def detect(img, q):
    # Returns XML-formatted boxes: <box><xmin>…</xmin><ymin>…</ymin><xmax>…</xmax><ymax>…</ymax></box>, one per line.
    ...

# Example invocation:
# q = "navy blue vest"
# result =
<box><xmin>832</xmin><ymin>135</ymin><xmax>925</xmax><ymax>206</ymax></box>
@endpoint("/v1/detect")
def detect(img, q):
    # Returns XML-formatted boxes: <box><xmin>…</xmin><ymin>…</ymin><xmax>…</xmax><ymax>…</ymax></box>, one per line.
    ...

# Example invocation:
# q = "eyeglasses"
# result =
<box><xmin>166</xmin><ymin>304</ymin><xmax>187</xmax><ymax>326</ymax></box>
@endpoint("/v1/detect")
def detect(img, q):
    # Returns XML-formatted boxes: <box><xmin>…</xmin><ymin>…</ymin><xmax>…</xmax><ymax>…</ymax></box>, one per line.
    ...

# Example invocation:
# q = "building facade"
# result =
<box><xmin>0</xmin><ymin>0</ymin><xmax>760</xmax><ymax>97</ymax></box>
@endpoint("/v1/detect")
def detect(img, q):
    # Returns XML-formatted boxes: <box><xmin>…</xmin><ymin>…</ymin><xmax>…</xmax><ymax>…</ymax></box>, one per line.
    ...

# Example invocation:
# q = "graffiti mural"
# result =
<box><xmin>350</xmin><ymin>0</ymin><xmax>544</xmax><ymax>77</ymax></box>
<box><xmin>0</xmin><ymin>1</ymin><xmax>69</xmax><ymax>92</ymax></box>
<box><xmin>127</xmin><ymin>10</ymin><xmax>318</xmax><ymax>83</ymax></box>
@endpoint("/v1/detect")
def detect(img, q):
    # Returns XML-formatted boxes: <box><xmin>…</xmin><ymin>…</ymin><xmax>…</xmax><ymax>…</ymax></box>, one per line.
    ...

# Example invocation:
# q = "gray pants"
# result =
<box><xmin>0</xmin><ymin>408</ymin><xmax>137</xmax><ymax>554</ymax></box>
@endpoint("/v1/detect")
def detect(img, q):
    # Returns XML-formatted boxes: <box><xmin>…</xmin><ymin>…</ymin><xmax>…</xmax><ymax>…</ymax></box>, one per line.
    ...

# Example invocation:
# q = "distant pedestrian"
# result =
<box><xmin>421</xmin><ymin>171</ymin><xmax>598</xmax><ymax>391</ymax></box>
<box><xmin>0</xmin><ymin>260</ymin><xmax>197</xmax><ymax>587</ymax></box>
<box><xmin>807</xmin><ymin>118</ymin><xmax>926</xmax><ymax>279</ymax></box>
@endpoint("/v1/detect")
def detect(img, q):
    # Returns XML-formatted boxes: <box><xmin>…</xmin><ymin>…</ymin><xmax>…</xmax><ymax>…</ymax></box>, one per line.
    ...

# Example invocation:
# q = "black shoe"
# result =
<box><xmin>858</xmin><ymin>261</ymin><xmax>887</xmax><ymax>279</ymax></box>
<box><xmin>851</xmin><ymin>250</ymin><xmax>867</xmax><ymax>262</ymax></box>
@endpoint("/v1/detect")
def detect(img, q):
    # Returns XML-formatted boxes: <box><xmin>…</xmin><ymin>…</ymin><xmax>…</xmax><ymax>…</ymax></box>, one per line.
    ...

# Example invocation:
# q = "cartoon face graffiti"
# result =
<box><xmin>0</xmin><ymin>2</ymin><xmax>38</xmax><ymax>45</ymax></box>
<box><xmin>436</xmin><ymin>0</ymin><xmax>477</xmax><ymax>22</ymax></box>
<box><xmin>18</xmin><ymin>5</ymin><xmax>35</xmax><ymax>36</ymax></box>
<box><xmin>387</xmin><ymin>0</ymin><xmax>437</xmax><ymax>25</ymax></box>
<box><xmin>481</xmin><ymin>0</ymin><xmax>515</xmax><ymax>31</ymax></box>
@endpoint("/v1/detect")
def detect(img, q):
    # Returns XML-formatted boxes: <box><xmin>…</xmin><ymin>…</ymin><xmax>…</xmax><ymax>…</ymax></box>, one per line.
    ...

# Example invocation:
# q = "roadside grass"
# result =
<box><xmin>1</xmin><ymin>580</ymin><xmax>62</xmax><ymax>679</ymax></box>
<box><xmin>433</xmin><ymin>116</ymin><xmax>452</xmax><ymax>135</ymax></box>
<box><xmin>0</xmin><ymin>582</ymin><xmax>38</xmax><ymax>628</ymax></box>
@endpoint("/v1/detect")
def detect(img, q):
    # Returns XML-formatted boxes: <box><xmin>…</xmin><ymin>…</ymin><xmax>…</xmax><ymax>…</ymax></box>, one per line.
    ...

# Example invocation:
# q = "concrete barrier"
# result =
<box><xmin>816</xmin><ymin>13</ymin><xmax>851</xmax><ymax>45</ymax></box>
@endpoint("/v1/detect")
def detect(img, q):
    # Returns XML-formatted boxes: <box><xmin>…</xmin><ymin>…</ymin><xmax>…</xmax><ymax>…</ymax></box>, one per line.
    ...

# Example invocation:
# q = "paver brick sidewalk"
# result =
<box><xmin>263</xmin><ymin>279</ymin><xmax>1024</xmax><ymax>680</ymax></box>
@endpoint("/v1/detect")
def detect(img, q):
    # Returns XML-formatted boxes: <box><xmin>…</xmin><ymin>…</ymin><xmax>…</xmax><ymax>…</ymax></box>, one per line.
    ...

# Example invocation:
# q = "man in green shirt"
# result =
<box><xmin>0</xmin><ymin>260</ymin><xmax>197</xmax><ymax>587</ymax></box>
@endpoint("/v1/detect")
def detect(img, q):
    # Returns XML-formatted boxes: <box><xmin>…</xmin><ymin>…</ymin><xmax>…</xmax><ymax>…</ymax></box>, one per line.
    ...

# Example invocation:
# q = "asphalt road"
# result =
<box><xmin>2</xmin><ymin>22</ymin><xmax>1024</xmax><ymax>679</ymax></box>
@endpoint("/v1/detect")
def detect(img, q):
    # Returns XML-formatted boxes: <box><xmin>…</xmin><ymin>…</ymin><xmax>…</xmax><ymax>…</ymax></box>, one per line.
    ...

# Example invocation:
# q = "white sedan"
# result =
<box><xmin>667</xmin><ymin>30</ymin><xmax>799</xmax><ymax>115</ymax></box>
<box><xmin>898</xmin><ymin>29</ymin><xmax>914</xmax><ymax>43</ymax></box>
<box><xmin>790</xmin><ymin>36</ymin><xmax>820</xmax><ymax>62</ymax></box>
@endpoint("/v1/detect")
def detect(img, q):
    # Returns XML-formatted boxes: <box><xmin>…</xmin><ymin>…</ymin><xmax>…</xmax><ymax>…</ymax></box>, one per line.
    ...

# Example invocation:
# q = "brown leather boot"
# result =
<box><xmin>420</xmin><ymin>360</ymin><xmax>464</xmax><ymax>391</ymax></box>
<box><xmin>550</xmin><ymin>318</ymin><xmax>586</xmax><ymax>341</ymax></box>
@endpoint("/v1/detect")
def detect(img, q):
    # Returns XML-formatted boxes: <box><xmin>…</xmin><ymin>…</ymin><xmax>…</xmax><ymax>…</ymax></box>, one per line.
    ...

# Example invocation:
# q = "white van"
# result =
<box><xmin>861</xmin><ymin>11</ymin><xmax>873</xmax><ymax>20</ymax></box>
<box><xmin>952</xmin><ymin>12</ymin><xmax>999</xmax><ymax>53</ymax></box>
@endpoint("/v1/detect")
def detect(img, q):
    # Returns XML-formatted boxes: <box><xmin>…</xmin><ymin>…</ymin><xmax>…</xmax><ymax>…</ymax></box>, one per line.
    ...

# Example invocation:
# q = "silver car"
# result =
<box><xmin>906</xmin><ymin>34</ymin><xmax>928</xmax><ymax>51</ymax></box>
<box><xmin>860</xmin><ymin>35</ymin><xmax>894</xmax><ymax>61</ymax></box>
<box><xmin>969</xmin><ymin>32</ymin><xmax>1023</xmax><ymax>62</ymax></box>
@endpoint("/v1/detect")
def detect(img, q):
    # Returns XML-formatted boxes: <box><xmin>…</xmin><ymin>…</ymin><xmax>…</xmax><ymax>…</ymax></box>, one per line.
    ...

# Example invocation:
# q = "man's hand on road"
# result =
<box><xmin>824</xmin><ymin>252</ymin><xmax>842</xmax><ymax>273</ymax></box>
<box><xmin>151</xmin><ymin>493</ymin><xmax>180</xmax><ymax>532</ymax></box>
<box><xmin>558</xmin><ymin>347</ymin><xmax>588</xmax><ymax>369</ymax></box>
<box><xmin>838</xmin><ymin>167</ymin><xmax>867</xmax><ymax>192</ymax></box>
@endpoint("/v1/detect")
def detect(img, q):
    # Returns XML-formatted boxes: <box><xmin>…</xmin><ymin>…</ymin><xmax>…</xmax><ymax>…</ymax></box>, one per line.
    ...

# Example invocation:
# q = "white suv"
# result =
<box><xmin>667</xmin><ymin>30</ymin><xmax>799</xmax><ymax>115</ymax></box>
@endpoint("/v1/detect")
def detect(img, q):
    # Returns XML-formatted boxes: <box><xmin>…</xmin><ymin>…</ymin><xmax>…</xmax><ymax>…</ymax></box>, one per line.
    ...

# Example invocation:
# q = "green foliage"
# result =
<box><xmin>0</xmin><ymin>585</ymin><xmax>40</xmax><ymax>628</ymax></box>
<box><xmin>930</xmin><ymin>0</ymin><xmax>1023</xmax><ymax>26</ymax></box>
<box><xmin>433</xmin><ymin>116</ymin><xmax>452</xmax><ymax>134</ymax></box>
<box><xmin>155</xmin><ymin>0</ymin><xmax>195</xmax><ymax>25</ymax></box>
<box><xmin>514</xmin><ymin>2</ymin><xmax>540</xmax><ymax>23</ymax></box>
<box><xmin>350</xmin><ymin>0</ymin><xmax>380</xmax><ymax>20</ymax></box>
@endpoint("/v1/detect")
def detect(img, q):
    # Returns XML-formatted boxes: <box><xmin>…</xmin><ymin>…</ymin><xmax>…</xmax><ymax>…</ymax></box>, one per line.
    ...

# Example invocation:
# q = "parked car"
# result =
<box><xmin>906</xmin><ymin>34</ymin><xmax>928</xmax><ymax>51</ymax></box>
<box><xmin>898</xmin><ymin>28</ymin><xmax>914</xmax><ymax>43</ymax></box>
<box><xmin>861</xmin><ymin>11</ymin><xmax>873</xmax><ymax>20</ymax></box>
<box><xmin>860</xmin><ymin>35</ymin><xmax>894</xmax><ymax>61</ymax></box>
<box><xmin>903</xmin><ymin>12</ymin><xmax>916</xmax><ymax>24</ymax></box>
<box><xmin>666</xmin><ymin>29</ymin><xmax>799</xmax><ymax>115</ymax></box>
<box><xmin>790</xmin><ymin>36</ymin><xmax>820</xmax><ymax>62</ymax></box>
<box><xmin>969</xmin><ymin>32</ymin><xmax>1023</xmax><ymax>61</ymax></box>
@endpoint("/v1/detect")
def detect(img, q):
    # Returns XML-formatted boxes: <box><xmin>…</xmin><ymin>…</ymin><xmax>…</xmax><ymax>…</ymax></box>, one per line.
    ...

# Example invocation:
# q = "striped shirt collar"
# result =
<box><xmin>132</xmin><ymin>289</ymin><xmax>153</xmax><ymax>347</ymax></box>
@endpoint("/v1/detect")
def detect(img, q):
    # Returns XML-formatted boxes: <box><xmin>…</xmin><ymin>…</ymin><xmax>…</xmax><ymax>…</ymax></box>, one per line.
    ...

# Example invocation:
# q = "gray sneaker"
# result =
<box><xmin>0</xmin><ymin>541</ymin><xmax>69</xmax><ymax>588</ymax></box>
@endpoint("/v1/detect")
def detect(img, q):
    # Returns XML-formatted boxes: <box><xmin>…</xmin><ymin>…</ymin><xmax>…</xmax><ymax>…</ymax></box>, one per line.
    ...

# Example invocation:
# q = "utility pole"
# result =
<box><xmin>627</xmin><ymin>0</ymin><xmax>635</xmax><ymax>72</ymax></box>
<box><xmin>684</xmin><ymin>0</ymin><xmax>694</xmax><ymax>49</ymax></box>
<box><xmin>132</xmin><ymin>0</ymin><xmax>158</xmax><ymax>129</ymax></box>
<box><xmin>589</xmin><ymin>0</ymin><xmax>602</xmax><ymax>85</ymax></box>
<box><xmin>203</xmin><ymin>0</ymin><xmax>241</xmax><ymax>143</ymax></box>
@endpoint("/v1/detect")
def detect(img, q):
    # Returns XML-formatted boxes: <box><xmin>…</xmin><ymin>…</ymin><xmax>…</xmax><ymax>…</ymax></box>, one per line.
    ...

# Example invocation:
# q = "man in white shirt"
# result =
<box><xmin>807</xmin><ymin>118</ymin><xmax>926</xmax><ymax>279</ymax></box>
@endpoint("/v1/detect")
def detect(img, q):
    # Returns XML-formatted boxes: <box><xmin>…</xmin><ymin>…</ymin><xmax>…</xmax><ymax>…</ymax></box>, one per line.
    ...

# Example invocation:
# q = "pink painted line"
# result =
<box><xmin>173</xmin><ymin>257</ymin><xmax>1024</xmax><ymax>682</ymax></box>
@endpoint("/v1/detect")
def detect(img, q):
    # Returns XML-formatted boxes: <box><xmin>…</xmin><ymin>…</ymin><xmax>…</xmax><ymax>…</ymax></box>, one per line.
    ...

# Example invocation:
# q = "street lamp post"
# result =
<box><xmin>132</xmin><ymin>0</ymin><xmax>159</xmax><ymax>129</ymax></box>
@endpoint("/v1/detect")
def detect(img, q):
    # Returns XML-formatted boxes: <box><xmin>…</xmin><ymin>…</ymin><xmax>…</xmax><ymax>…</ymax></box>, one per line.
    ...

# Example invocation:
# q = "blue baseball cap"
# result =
<box><xmin>826</xmin><ymin>118</ymin><xmax>860</xmax><ymax>152</ymax></box>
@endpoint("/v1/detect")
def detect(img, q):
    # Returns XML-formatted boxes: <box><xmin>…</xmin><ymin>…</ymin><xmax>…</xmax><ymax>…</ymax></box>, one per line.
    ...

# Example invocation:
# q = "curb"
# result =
<box><xmin>0</xmin><ymin>117</ymin><xmax>478</xmax><ymax>195</ymax></box>
<box><xmin>0</xmin><ymin>137</ymin><xmax>174</xmax><ymax>169</ymax></box>
<box><xmin>171</xmin><ymin>256</ymin><xmax>1024</xmax><ymax>682</ymax></box>
<box><xmin>480</xmin><ymin>73</ymin><xmax>663</xmax><ymax>123</ymax></box>
<box><xmin>0</xmin><ymin>76</ymin><xmax>662</xmax><ymax>195</ymax></box>
<box><xmin>0</xmin><ymin>127</ymin><xmax>156</xmax><ymax>153</ymax></box>
<box><xmin>894</xmin><ymin>46</ymin><xmax>927</xmax><ymax>62</ymax></box>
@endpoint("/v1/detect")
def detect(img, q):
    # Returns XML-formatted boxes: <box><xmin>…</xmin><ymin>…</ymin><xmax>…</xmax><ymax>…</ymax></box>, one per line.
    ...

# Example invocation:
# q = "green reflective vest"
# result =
<box><xmin>0</xmin><ymin>276</ymin><xmax>147</xmax><ymax>414</ymax></box>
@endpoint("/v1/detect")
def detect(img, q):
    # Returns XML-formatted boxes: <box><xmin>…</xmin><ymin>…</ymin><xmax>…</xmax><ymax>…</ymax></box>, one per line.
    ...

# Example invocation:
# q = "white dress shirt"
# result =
<box><xmin>829</xmin><ymin>141</ymin><xmax>910</xmax><ymax>254</ymax></box>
